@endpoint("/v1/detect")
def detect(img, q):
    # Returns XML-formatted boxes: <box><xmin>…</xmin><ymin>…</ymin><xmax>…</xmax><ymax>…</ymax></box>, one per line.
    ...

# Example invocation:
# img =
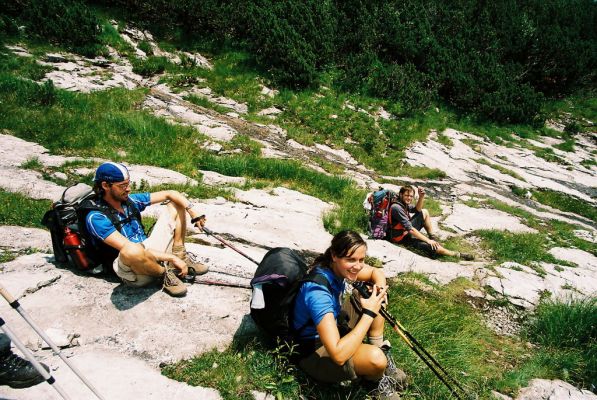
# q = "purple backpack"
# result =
<box><xmin>368</xmin><ymin>189</ymin><xmax>397</xmax><ymax>239</ymax></box>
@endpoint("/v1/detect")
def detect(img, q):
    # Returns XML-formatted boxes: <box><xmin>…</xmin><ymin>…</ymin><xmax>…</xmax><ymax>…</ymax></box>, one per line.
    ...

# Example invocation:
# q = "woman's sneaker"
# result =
<box><xmin>370</xmin><ymin>375</ymin><xmax>402</xmax><ymax>400</ymax></box>
<box><xmin>162</xmin><ymin>265</ymin><xmax>187</xmax><ymax>297</ymax></box>
<box><xmin>380</xmin><ymin>341</ymin><xmax>408</xmax><ymax>391</ymax></box>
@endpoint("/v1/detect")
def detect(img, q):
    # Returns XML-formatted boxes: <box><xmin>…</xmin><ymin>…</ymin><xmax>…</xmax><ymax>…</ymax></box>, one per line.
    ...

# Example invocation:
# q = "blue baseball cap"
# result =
<box><xmin>93</xmin><ymin>162</ymin><xmax>130</xmax><ymax>183</ymax></box>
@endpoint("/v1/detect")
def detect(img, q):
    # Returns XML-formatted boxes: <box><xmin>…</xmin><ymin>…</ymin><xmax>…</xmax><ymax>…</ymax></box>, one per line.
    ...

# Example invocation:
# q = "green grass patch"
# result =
<box><xmin>322</xmin><ymin>186</ymin><xmax>369</xmax><ymax>235</ymax></box>
<box><xmin>197</xmin><ymin>154</ymin><xmax>354</xmax><ymax>203</ymax></box>
<box><xmin>476</xmin><ymin>230</ymin><xmax>559</xmax><ymax>269</ymax></box>
<box><xmin>516</xmin><ymin>297</ymin><xmax>597</xmax><ymax>391</ymax></box>
<box><xmin>436</xmin><ymin>132</ymin><xmax>454</xmax><ymax>148</ymax></box>
<box><xmin>163</xmin><ymin>277</ymin><xmax>574</xmax><ymax>399</ymax></box>
<box><xmin>0</xmin><ymin>49</ymin><xmax>52</xmax><ymax>81</ymax></box>
<box><xmin>0</xmin><ymin>189</ymin><xmax>51</xmax><ymax>228</ymax></box>
<box><xmin>532</xmin><ymin>189</ymin><xmax>597</xmax><ymax>222</ymax></box>
<box><xmin>580</xmin><ymin>158</ymin><xmax>596</xmax><ymax>168</ymax></box>
<box><xmin>0</xmin><ymin>75</ymin><xmax>212</xmax><ymax>179</ymax></box>
<box><xmin>185</xmin><ymin>94</ymin><xmax>232</xmax><ymax>114</ymax></box>
<box><xmin>542</xmin><ymin>92</ymin><xmax>597</xmax><ymax>129</ymax></box>
<box><xmin>398</xmin><ymin>165</ymin><xmax>447</xmax><ymax>180</ymax></box>
<box><xmin>475</xmin><ymin>158</ymin><xmax>526</xmax><ymax>182</ymax></box>
<box><xmin>554</xmin><ymin>137</ymin><xmax>575</xmax><ymax>152</ymax></box>
<box><xmin>533</xmin><ymin>146</ymin><xmax>566</xmax><ymax>164</ymax></box>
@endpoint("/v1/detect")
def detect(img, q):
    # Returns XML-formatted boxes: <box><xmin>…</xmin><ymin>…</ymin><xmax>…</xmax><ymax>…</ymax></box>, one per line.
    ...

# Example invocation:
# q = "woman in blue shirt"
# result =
<box><xmin>292</xmin><ymin>230</ymin><xmax>405</xmax><ymax>399</ymax></box>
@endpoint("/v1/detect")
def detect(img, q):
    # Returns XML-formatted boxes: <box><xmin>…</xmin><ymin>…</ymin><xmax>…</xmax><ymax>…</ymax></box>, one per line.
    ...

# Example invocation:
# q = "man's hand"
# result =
<box><xmin>428</xmin><ymin>239</ymin><xmax>439</xmax><ymax>251</ymax></box>
<box><xmin>171</xmin><ymin>256</ymin><xmax>188</xmax><ymax>277</ymax></box>
<box><xmin>418</xmin><ymin>187</ymin><xmax>426</xmax><ymax>197</ymax></box>
<box><xmin>193</xmin><ymin>215</ymin><xmax>206</xmax><ymax>232</ymax></box>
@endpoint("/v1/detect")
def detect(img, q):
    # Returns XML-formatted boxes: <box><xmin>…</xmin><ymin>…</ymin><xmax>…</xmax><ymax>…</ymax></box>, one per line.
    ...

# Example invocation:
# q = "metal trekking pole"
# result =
<box><xmin>0</xmin><ymin>317</ymin><xmax>71</xmax><ymax>400</ymax></box>
<box><xmin>0</xmin><ymin>284</ymin><xmax>106</xmax><ymax>400</ymax></box>
<box><xmin>183</xmin><ymin>267</ymin><xmax>252</xmax><ymax>289</ymax></box>
<box><xmin>351</xmin><ymin>282</ymin><xmax>471</xmax><ymax>400</ymax></box>
<box><xmin>201</xmin><ymin>225</ymin><xmax>260</xmax><ymax>266</ymax></box>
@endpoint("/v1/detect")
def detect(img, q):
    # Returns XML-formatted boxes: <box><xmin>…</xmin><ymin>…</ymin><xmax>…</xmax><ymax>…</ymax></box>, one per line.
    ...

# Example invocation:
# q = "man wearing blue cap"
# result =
<box><xmin>86</xmin><ymin>162</ymin><xmax>208</xmax><ymax>297</ymax></box>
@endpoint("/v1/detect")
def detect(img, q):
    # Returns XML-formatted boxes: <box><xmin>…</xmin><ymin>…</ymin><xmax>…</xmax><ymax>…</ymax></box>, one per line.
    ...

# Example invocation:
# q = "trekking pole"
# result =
<box><xmin>0</xmin><ymin>284</ymin><xmax>106</xmax><ymax>400</ymax></box>
<box><xmin>201</xmin><ymin>225</ymin><xmax>260</xmax><ymax>266</ymax></box>
<box><xmin>350</xmin><ymin>282</ymin><xmax>471</xmax><ymax>400</ymax></box>
<box><xmin>183</xmin><ymin>267</ymin><xmax>252</xmax><ymax>289</ymax></box>
<box><xmin>0</xmin><ymin>317</ymin><xmax>71</xmax><ymax>400</ymax></box>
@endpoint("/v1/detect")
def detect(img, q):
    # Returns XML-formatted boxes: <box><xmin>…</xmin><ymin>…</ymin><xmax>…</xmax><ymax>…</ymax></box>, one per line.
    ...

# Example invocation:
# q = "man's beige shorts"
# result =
<box><xmin>113</xmin><ymin>208</ymin><xmax>176</xmax><ymax>287</ymax></box>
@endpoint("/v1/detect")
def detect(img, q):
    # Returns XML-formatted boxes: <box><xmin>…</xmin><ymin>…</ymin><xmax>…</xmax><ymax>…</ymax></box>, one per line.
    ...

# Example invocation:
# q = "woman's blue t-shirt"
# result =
<box><xmin>292</xmin><ymin>266</ymin><xmax>345</xmax><ymax>340</ymax></box>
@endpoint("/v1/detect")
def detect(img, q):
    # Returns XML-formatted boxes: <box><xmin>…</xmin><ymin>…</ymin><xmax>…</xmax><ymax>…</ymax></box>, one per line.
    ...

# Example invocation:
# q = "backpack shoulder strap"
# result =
<box><xmin>293</xmin><ymin>270</ymin><xmax>333</xmax><ymax>335</ymax></box>
<box><xmin>79</xmin><ymin>198</ymin><xmax>123</xmax><ymax>232</ymax></box>
<box><xmin>122</xmin><ymin>198</ymin><xmax>145</xmax><ymax>232</ymax></box>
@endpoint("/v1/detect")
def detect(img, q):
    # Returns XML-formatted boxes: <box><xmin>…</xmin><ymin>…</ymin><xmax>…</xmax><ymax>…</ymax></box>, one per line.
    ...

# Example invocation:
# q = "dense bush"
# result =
<box><xmin>85</xmin><ymin>0</ymin><xmax>596</xmax><ymax>122</ymax></box>
<box><xmin>1</xmin><ymin>0</ymin><xmax>101</xmax><ymax>55</ymax></box>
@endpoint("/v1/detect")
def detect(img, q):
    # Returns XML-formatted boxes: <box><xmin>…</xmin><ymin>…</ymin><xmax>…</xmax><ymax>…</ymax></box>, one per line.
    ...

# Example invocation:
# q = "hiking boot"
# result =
<box><xmin>162</xmin><ymin>264</ymin><xmax>187</xmax><ymax>297</ymax></box>
<box><xmin>380</xmin><ymin>341</ymin><xmax>408</xmax><ymax>391</ymax></box>
<box><xmin>0</xmin><ymin>351</ymin><xmax>49</xmax><ymax>389</ymax></box>
<box><xmin>172</xmin><ymin>245</ymin><xmax>208</xmax><ymax>275</ymax></box>
<box><xmin>459</xmin><ymin>252</ymin><xmax>475</xmax><ymax>261</ymax></box>
<box><xmin>369</xmin><ymin>375</ymin><xmax>402</xmax><ymax>400</ymax></box>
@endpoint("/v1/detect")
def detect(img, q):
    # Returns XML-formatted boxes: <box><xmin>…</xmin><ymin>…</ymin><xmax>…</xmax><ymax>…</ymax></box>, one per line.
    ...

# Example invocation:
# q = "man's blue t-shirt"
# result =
<box><xmin>292</xmin><ymin>266</ymin><xmax>345</xmax><ymax>340</ymax></box>
<box><xmin>85</xmin><ymin>193</ymin><xmax>151</xmax><ymax>243</ymax></box>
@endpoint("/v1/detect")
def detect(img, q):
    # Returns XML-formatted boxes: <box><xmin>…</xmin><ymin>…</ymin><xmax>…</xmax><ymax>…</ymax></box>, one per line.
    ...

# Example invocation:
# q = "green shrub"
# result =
<box><xmin>137</xmin><ymin>40</ymin><xmax>153</xmax><ymax>55</ymax></box>
<box><xmin>368</xmin><ymin>62</ymin><xmax>435</xmax><ymax>114</ymax></box>
<box><xmin>244</xmin><ymin>1</ymin><xmax>328</xmax><ymax>88</ymax></box>
<box><xmin>131</xmin><ymin>56</ymin><xmax>170</xmax><ymax>77</ymax></box>
<box><xmin>19</xmin><ymin>0</ymin><xmax>101</xmax><ymax>53</ymax></box>
<box><xmin>0</xmin><ymin>14</ymin><xmax>19</xmax><ymax>37</ymax></box>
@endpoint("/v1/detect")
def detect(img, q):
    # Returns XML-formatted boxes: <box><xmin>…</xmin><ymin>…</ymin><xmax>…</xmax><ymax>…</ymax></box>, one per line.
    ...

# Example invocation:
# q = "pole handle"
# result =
<box><xmin>0</xmin><ymin>284</ymin><xmax>16</xmax><ymax>304</ymax></box>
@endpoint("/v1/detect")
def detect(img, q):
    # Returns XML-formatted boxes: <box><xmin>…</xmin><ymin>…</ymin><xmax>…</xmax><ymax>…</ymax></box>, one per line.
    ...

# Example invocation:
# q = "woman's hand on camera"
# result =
<box><xmin>360</xmin><ymin>284</ymin><xmax>388</xmax><ymax>316</ymax></box>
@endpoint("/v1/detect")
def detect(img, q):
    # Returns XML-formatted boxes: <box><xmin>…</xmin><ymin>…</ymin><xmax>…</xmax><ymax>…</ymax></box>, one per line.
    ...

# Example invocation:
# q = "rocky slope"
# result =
<box><xmin>0</xmin><ymin>26</ymin><xmax>595</xmax><ymax>400</ymax></box>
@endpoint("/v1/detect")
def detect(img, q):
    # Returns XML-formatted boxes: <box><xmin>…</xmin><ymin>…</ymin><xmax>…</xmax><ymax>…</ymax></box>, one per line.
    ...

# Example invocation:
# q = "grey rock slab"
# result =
<box><xmin>482</xmin><ymin>263</ymin><xmax>546</xmax><ymax>308</ymax></box>
<box><xmin>0</xmin><ymin>226</ymin><xmax>52</xmax><ymax>252</ymax></box>
<box><xmin>0</xmin><ymin>253</ymin><xmax>61</xmax><ymax>300</ymax></box>
<box><xmin>195</xmin><ymin>187</ymin><xmax>333</xmax><ymax>253</ymax></box>
<box><xmin>480</xmin><ymin>257</ymin><xmax>597</xmax><ymax>309</ymax></box>
<box><xmin>442</xmin><ymin>203</ymin><xmax>537</xmax><ymax>234</ymax></box>
<box><xmin>455</xmin><ymin>183</ymin><xmax>595</xmax><ymax>231</ymax></box>
<box><xmin>549</xmin><ymin>247</ymin><xmax>597</xmax><ymax>269</ymax></box>
<box><xmin>0</xmin><ymin>167</ymin><xmax>63</xmax><ymax>200</ymax></box>
<box><xmin>75</xmin><ymin>163</ymin><xmax>197</xmax><ymax>187</ymax></box>
<box><xmin>200</xmin><ymin>170</ymin><xmax>246</xmax><ymax>186</ymax></box>
<box><xmin>0</xmin><ymin>252</ymin><xmax>252</xmax><ymax>366</ymax></box>
<box><xmin>0</xmin><ymin>348</ymin><xmax>221</xmax><ymax>400</ymax></box>
<box><xmin>515</xmin><ymin>379</ymin><xmax>597</xmax><ymax>400</ymax></box>
<box><xmin>0</xmin><ymin>133</ymin><xmax>75</xmax><ymax>168</ymax></box>
<box><xmin>197</xmin><ymin>125</ymin><xmax>238</xmax><ymax>141</ymax></box>
<box><xmin>365</xmin><ymin>239</ymin><xmax>477</xmax><ymax>284</ymax></box>
<box><xmin>406</xmin><ymin>128</ymin><xmax>596</xmax><ymax>203</ymax></box>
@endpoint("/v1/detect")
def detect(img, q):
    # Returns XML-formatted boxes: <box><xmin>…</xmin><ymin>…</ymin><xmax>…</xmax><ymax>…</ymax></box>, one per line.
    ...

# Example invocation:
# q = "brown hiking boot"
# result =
<box><xmin>459</xmin><ymin>252</ymin><xmax>475</xmax><ymax>261</ymax></box>
<box><xmin>172</xmin><ymin>245</ymin><xmax>208</xmax><ymax>275</ymax></box>
<box><xmin>162</xmin><ymin>264</ymin><xmax>187</xmax><ymax>297</ymax></box>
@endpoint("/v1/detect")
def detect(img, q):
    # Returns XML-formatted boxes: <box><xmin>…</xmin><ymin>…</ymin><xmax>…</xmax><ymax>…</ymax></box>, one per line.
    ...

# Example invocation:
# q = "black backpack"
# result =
<box><xmin>41</xmin><ymin>183</ymin><xmax>143</xmax><ymax>274</ymax></box>
<box><xmin>250</xmin><ymin>247</ymin><xmax>331</xmax><ymax>343</ymax></box>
